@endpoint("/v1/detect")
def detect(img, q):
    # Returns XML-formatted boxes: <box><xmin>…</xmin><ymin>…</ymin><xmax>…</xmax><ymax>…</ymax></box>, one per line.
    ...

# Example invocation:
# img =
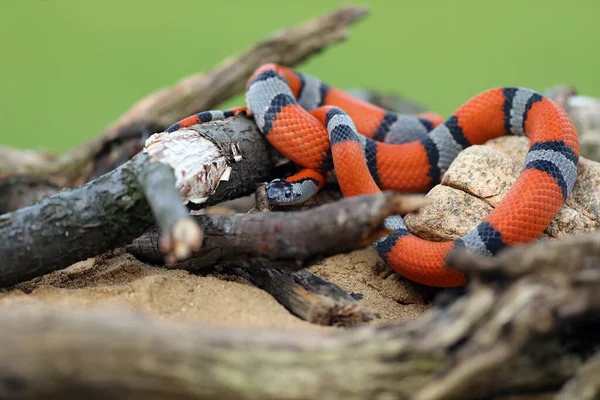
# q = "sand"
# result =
<box><xmin>0</xmin><ymin>242</ymin><xmax>431</xmax><ymax>330</ymax></box>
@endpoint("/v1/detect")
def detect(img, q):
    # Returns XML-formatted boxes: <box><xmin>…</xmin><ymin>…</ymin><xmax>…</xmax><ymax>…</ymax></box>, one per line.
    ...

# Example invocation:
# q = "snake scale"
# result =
<box><xmin>166</xmin><ymin>63</ymin><xmax>579</xmax><ymax>287</ymax></box>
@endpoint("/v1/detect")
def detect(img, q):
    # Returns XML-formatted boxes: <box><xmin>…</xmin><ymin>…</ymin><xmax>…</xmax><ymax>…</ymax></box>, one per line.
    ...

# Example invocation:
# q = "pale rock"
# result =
<box><xmin>404</xmin><ymin>185</ymin><xmax>492</xmax><ymax>241</ymax></box>
<box><xmin>404</xmin><ymin>136</ymin><xmax>600</xmax><ymax>243</ymax></box>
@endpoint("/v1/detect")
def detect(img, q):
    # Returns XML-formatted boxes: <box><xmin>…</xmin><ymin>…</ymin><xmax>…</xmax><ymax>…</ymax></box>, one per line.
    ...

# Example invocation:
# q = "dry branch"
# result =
<box><xmin>556</xmin><ymin>351</ymin><xmax>600</xmax><ymax>400</ymax></box>
<box><xmin>0</xmin><ymin>116</ymin><xmax>273</xmax><ymax>287</ymax></box>
<box><xmin>136</xmin><ymin>157</ymin><xmax>202</xmax><ymax>264</ymax></box>
<box><xmin>0</xmin><ymin>175</ymin><xmax>60</xmax><ymax>213</ymax></box>
<box><xmin>0</xmin><ymin>6</ymin><xmax>596</xmax><ymax>399</ymax></box>
<box><xmin>446</xmin><ymin>230</ymin><xmax>600</xmax><ymax>281</ymax></box>
<box><xmin>127</xmin><ymin>191</ymin><xmax>429</xmax><ymax>327</ymax></box>
<box><xmin>1</xmin><ymin>228</ymin><xmax>599</xmax><ymax>399</ymax></box>
<box><xmin>126</xmin><ymin>192</ymin><xmax>429</xmax><ymax>271</ymax></box>
<box><xmin>213</xmin><ymin>266</ymin><xmax>374</xmax><ymax>326</ymax></box>
<box><xmin>0</xmin><ymin>5</ymin><xmax>368</xmax><ymax>187</ymax></box>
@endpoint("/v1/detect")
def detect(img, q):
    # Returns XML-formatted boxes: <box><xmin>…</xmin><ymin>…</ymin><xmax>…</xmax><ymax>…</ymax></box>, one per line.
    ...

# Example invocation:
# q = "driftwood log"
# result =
<box><xmin>0</xmin><ymin>104</ymin><xmax>428</xmax><ymax>288</ymax></box>
<box><xmin>213</xmin><ymin>266</ymin><xmax>375</xmax><ymax>326</ymax></box>
<box><xmin>0</xmin><ymin>229</ymin><xmax>598</xmax><ymax>400</ymax></box>
<box><xmin>0</xmin><ymin>4</ymin><xmax>371</xmax><ymax>286</ymax></box>
<box><xmin>0</xmin><ymin>5</ymin><xmax>598</xmax><ymax>400</ymax></box>
<box><xmin>0</xmin><ymin>116</ymin><xmax>272</xmax><ymax>287</ymax></box>
<box><xmin>127</xmin><ymin>192</ymin><xmax>428</xmax><ymax>327</ymax></box>
<box><xmin>126</xmin><ymin>192</ymin><xmax>427</xmax><ymax>270</ymax></box>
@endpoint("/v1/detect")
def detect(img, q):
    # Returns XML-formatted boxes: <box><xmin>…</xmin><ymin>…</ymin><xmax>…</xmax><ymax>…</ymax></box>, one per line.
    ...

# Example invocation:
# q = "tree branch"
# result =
<box><xmin>1</xmin><ymin>227</ymin><xmax>598</xmax><ymax>399</ymax></box>
<box><xmin>556</xmin><ymin>351</ymin><xmax>600</xmax><ymax>400</ymax></box>
<box><xmin>213</xmin><ymin>266</ymin><xmax>374</xmax><ymax>326</ymax></box>
<box><xmin>126</xmin><ymin>192</ymin><xmax>428</xmax><ymax>271</ymax></box>
<box><xmin>0</xmin><ymin>5</ymin><xmax>368</xmax><ymax>187</ymax></box>
<box><xmin>0</xmin><ymin>116</ymin><xmax>273</xmax><ymax>287</ymax></box>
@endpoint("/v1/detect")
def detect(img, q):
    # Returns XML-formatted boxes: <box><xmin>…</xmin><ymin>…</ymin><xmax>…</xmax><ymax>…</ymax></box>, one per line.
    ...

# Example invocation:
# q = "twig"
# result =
<box><xmin>0</xmin><ymin>116</ymin><xmax>273</xmax><ymax>287</ymax></box>
<box><xmin>126</xmin><ymin>192</ymin><xmax>429</xmax><ymax>271</ymax></box>
<box><xmin>136</xmin><ymin>159</ymin><xmax>202</xmax><ymax>264</ymax></box>
<box><xmin>0</xmin><ymin>5</ymin><xmax>368</xmax><ymax>187</ymax></box>
<box><xmin>213</xmin><ymin>266</ymin><xmax>374</xmax><ymax>326</ymax></box>
<box><xmin>1</xmin><ymin>227</ymin><xmax>599</xmax><ymax>399</ymax></box>
<box><xmin>446</xmin><ymin>229</ymin><xmax>600</xmax><ymax>281</ymax></box>
<box><xmin>253</xmin><ymin>183</ymin><xmax>272</xmax><ymax>212</ymax></box>
<box><xmin>556</xmin><ymin>351</ymin><xmax>600</xmax><ymax>400</ymax></box>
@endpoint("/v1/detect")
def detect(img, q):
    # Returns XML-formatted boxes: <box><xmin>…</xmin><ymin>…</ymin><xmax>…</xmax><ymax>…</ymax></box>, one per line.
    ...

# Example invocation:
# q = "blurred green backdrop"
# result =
<box><xmin>1</xmin><ymin>0</ymin><xmax>599</xmax><ymax>153</ymax></box>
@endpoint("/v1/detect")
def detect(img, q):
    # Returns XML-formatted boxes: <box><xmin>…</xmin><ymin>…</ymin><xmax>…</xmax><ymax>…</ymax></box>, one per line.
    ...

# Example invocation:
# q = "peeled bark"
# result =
<box><xmin>0</xmin><ymin>116</ymin><xmax>273</xmax><ymax>287</ymax></box>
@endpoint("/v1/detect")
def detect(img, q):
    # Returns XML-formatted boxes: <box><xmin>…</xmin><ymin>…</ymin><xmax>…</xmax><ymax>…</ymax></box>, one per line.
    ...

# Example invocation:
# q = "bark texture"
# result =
<box><xmin>213</xmin><ymin>266</ymin><xmax>374</xmax><ymax>326</ymax></box>
<box><xmin>0</xmin><ymin>116</ymin><xmax>272</xmax><ymax>287</ymax></box>
<box><xmin>0</xmin><ymin>152</ymin><xmax>153</xmax><ymax>287</ymax></box>
<box><xmin>126</xmin><ymin>192</ymin><xmax>428</xmax><ymax>270</ymax></box>
<box><xmin>0</xmin><ymin>229</ymin><xmax>598</xmax><ymax>399</ymax></box>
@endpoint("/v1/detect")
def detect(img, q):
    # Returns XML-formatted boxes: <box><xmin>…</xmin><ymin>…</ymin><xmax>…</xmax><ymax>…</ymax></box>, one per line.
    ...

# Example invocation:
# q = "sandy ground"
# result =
<box><xmin>0</xmin><ymin>245</ymin><xmax>432</xmax><ymax>330</ymax></box>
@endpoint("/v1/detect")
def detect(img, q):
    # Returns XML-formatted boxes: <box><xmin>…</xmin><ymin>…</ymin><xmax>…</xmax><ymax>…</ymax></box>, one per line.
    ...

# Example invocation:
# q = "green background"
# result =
<box><xmin>1</xmin><ymin>0</ymin><xmax>599</xmax><ymax>153</ymax></box>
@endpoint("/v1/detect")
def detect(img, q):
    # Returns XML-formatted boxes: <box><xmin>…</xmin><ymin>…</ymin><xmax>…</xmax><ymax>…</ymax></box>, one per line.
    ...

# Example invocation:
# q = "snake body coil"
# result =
<box><xmin>167</xmin><ymin>63</ymin><xmax>579</xmax><ymax>287</ymax></box>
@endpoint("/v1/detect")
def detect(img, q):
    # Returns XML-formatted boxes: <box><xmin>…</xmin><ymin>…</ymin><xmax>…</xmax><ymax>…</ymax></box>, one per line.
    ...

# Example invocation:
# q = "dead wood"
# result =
<box><xmin>126</xmin><ymin>192</ymin><xmax>429</xmax><ymax>271</ymax></box>
<box><xmin>127</xmin><ymin>183</ymin><xmax>406</xmax><ymax>328</ymax></box>
<box><xmin>0</xmin><ymin>116</ymin><xmax>273</xmax><ymax>288</ymax></box>
<box><xmin>0</xmin><ymin>5</ymin><xmax>368</xmax><ymax>187</ymax></box>
<box><xmin>253</xmin><ymin>182</ymin><xmax>272</xmax><ymax>212</ymax></box>
<box><xmin>213</xmin><ymin>266</ymin><xmax>374</xmax><ymax>326</ymax></box>
<box><xmin>0</xmin><ymin>175</ymin><xmax>60</xmax><ymax>213</ymax></box>
<box><xmin>0</xmin><ymin>151</ymin><xmax>169</xmax><ymax>288</ymax></box>
<box><xmin>127</xmin><ymin>191</ymin><xmax>429</xmax><ymax>327</ymax></box>
<box><xmin>0</xmin><ymin>5</ymin><xmax>595</xmax><ymax>399</ymax></box>
<box><xmin>556</xmin><ymin>351</ymin><xmax>600</xmax><ymax>400</ymax></box>
<box><xmin>136</xmin><ymin>156</ymin><xmax>202</xmax><ymax>264</ymax></box>
<box><xmin>0</xmin><ymin>228</ymin><xmax>598</xmax><ymax>400</ymax></box>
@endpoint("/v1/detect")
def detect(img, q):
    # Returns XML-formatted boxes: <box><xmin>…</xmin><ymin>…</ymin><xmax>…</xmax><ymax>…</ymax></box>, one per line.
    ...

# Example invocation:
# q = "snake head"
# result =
<box><xmin>266</xmin><ymin>178</ymin><xmax>318</xmax><ymax>206</ymax></box>
<box><xmin>266</xmin><ymin>179</ymin><xmax>303</xmax><ymax>206</ymax></box>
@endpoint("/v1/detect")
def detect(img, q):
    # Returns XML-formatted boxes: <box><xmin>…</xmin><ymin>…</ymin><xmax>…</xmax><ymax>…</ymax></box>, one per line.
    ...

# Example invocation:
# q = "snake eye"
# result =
<box><xmin>284</xmin><ymin>190</ymin><xmax>292</xmax><ymax>198</ymax></box>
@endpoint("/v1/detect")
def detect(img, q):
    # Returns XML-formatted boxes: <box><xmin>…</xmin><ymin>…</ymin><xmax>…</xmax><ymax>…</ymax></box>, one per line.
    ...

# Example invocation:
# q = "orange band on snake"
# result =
<box><xmin>167</xmin><ymin>63</ymin><xmax>579</xmax><ymax>288</ymax></box>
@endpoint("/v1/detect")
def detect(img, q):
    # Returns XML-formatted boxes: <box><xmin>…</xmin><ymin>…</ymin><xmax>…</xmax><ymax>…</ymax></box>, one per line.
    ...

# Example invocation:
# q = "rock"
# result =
<box><xmin>404</xmin><ymin>136</ymin><xmax>600</xmax><ymax>242</ymax></box>
<box><xmin>403</xmin><ymin>185</ymin><xmax>493</xmax><ymax>241</ymax></box>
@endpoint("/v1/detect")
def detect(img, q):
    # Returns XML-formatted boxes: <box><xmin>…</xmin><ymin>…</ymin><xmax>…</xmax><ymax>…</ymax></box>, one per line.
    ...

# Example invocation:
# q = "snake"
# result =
<box><xmin>166</xmin><ymin>63</ymin><xmax>580</xmax><ymax>288</ymax></box>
